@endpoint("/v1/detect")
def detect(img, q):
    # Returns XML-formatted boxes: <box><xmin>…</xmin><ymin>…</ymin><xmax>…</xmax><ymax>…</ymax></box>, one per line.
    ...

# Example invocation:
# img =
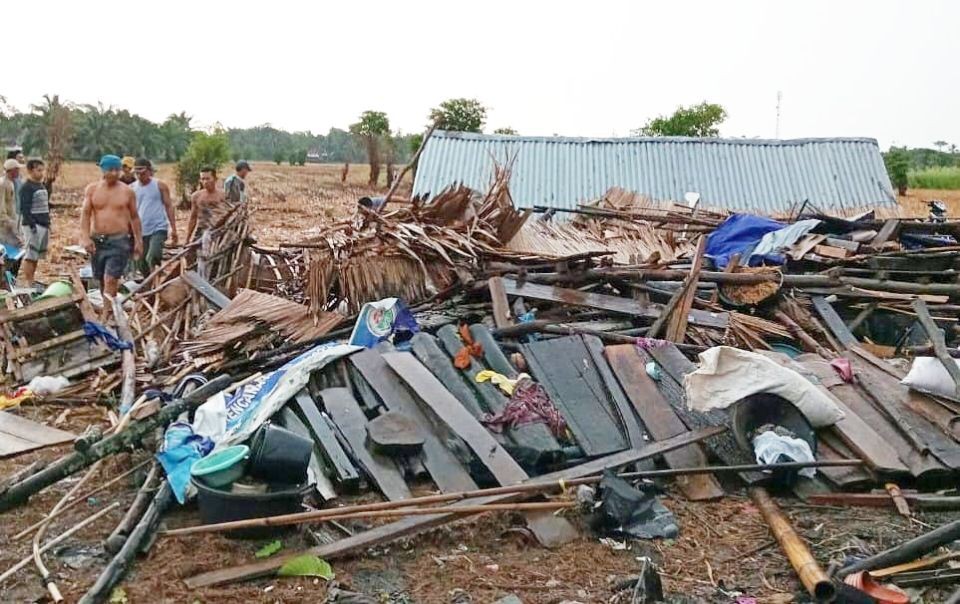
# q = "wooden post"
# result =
<box><xmin>912</xmin><ymin>298</ymin><xmax>960</xmax><ymax>395</ymax></box>
<box><xmin>665</xmin><ymin>237</ymin><xmax>707</xmax><ymax>343</ymax></box>
<box><xmin>379</xmin><ymin>123</ymin><xmax>436</xmax><ymax>212</ymax></box>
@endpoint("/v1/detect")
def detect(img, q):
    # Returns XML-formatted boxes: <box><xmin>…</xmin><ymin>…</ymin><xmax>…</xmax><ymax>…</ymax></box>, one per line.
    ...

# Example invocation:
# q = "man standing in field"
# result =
<box><xmin>131</xmin><ymin>158</ymin><xmax>177</xmax><ymax>273</ymax></box>
<box><xmin>186</xmin><ymin>167</ymin><xmax>227</xmax><ymax>241</ymax></box>
<box><xmin>80</xmin><ymin>155</ymin><xmax>143</xmax><ymax>317</ymax></box>
<box><xmin>0</xmin><ymin>159</ymin><xmax>22</xmax><ymax>244</ymax></box>
<box><xmin>224</xmin><ymin>160</ymin><xmax>251</xmax><ymax>204</ymax></box>
<box><xmin>119</xmin><ymin>156</ymin><xmax>137</xmax><ymax>185</ymax></box>
<box><xmin>17</xmin><ymin>159</ymin><xmax>50</xmax><ymax>288</ymax></box>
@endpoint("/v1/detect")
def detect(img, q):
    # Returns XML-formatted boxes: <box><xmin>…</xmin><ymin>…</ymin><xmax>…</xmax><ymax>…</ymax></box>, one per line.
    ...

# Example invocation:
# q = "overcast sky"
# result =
<box><xmin>5</xmin><ymin>0</ymin><xmax>956</xmax><ymax>150</ymax></box>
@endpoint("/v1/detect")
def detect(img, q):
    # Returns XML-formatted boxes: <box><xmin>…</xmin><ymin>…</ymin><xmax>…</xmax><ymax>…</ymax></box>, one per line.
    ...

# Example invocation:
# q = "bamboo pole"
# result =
<box><xmin>379</xmin><ymin>123</ymin><xmax>436</xmax><ymax>212</ymax></box>
<box><xmin>164</xmin><ymin>459</ymin><xmax>862</xmax><ymax>538</ymax></box>
<box><xmin>749</xmin><ymin>487</ymin><xmax>835</xmax><ymax>602</ymax></box>
<box><xmin>0</xmin><ymin>502</ymin><xmax>120</xmax><ymax>583</ymax></box>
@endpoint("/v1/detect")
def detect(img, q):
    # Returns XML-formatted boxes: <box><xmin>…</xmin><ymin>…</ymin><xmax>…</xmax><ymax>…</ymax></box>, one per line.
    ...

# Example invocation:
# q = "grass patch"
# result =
<box><xmin>908</xmin><ymin>166</ymin><xmax>960</xmax><ymax>190</ymax></box>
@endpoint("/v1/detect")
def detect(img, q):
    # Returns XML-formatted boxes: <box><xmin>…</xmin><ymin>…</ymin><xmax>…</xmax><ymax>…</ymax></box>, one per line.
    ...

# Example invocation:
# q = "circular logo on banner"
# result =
<box><xmin>366</xmin><ymin>306</ymin><xmax>396</xmax><ymax>337</ymax></box>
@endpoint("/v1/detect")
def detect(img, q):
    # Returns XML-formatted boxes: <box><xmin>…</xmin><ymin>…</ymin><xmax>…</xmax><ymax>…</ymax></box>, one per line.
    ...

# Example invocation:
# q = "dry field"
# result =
<box><xmin>1</xmin><ymin>164</ymin><xmax>955</xmax><ymax>602</ymax></box>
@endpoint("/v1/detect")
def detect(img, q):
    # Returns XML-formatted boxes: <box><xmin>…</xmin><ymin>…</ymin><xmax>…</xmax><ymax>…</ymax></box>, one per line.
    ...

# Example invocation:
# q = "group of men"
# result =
<box><xmin>0</xmin><ymin>149</ymin><xmax>252</xmax><ymax>308</ymax></box>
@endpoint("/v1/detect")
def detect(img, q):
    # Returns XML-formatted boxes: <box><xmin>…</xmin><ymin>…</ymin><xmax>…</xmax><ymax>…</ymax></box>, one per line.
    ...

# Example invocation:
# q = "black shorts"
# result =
<box><xmin>92</xmin><ymin>234</ymin><xmax>132</xmax><ymax>282</ymax></box>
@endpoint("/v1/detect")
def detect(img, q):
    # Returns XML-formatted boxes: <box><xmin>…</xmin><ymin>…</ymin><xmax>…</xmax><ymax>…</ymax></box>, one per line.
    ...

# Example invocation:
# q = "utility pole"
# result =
<box><xmin>776</xmin><ymin>90</ymin><xmax>783</xmax><ymax>138</ymax></box>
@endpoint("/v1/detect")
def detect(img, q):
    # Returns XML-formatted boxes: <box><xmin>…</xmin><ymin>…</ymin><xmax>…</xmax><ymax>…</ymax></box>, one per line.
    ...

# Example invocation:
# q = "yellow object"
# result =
<box><xmin>475</xmin><ymin>370</ymin><xmax>529</xmax><ymax>395</ymax></box>
<box><xmin>121</xmin><ymin>156</ymin><xmax>135</xmax><ymax>169</ymax></box>
<box><xmin>0</xmin><ymin>388</ymin><xmax>33</xmax><ymax>411</ymax></box>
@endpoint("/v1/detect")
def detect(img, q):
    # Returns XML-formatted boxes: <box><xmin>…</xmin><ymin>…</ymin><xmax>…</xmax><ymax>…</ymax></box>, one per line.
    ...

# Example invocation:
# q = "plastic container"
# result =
<box><xmin>190</xmin><ymin>445</ymin><xmax>249</xmax><ymax>488</ymax></box>
<box><xmin>248</xmin><ymin>423</ymin><xmax>312</xmax><ymax>486</ymax></box>
<box><xmin>192</xmin><ymin>478</ymin><xmax>311</xmax><ymax>539</ymax></box>
<box><xmin>37</xmin><ymin>280</ymin><xmax>73</xmax><ymax>300</ymax></box>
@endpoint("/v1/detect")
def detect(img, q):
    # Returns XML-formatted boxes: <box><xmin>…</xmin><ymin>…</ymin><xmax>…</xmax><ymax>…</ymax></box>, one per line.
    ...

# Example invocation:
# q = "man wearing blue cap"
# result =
<box><xmin>80</xmin><ymin>155</ymin><xmax>143</xmax><ymax>319</ymax></box>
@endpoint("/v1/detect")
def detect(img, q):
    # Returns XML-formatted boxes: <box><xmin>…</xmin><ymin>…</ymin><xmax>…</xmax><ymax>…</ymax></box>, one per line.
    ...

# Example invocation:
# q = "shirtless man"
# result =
<box><xmin>80</xmin><ymin>155</ymin><xmax>143</xmax><ymax>320</ymax></box>
<box><xmin>186</xmin><ymin>167</ymin><xmax>227</xmax><ymax>241</ymax></box>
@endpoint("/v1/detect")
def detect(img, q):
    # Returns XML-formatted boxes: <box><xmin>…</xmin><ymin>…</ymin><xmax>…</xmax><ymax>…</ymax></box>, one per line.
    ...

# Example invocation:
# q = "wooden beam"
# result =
<box><xmin>810</xmin><ymin>296</ymin><xmax>858</xmax><ymax>349</ymax></box>
<box><xmin>665</xmin><ymin>237</ymin><xmax>707</xmax><ymax>343</ymax></box>
<box><xmin>488</xmin><ymin>277</ymin><xmax>513</xmax><ymax>329</ymax></box>
<box><xmin>291</xmin><ymin>390</ymin><xmax>361</xmax><ymax>490</ymax></box>
<box><xmin>181</xmin><ymin>270</ymin><xmax>231</xmax><ymax>309</ymax></box>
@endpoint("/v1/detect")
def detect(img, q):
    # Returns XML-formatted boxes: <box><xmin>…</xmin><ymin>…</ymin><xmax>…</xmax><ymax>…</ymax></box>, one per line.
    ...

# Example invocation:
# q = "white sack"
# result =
<box><xmin>752</xmin><ymin>430</ymin><xmax>816</xmax><ymax>478</ymax></box>
<box><xmin>901</xmin><ymin>356</ymin><xmax>960</xmax><ymax>397</ymax></box>
<box><xmin>684</xmin><ymin>346</ymin><xmax>845</xmax><ymax>428</ymax></box>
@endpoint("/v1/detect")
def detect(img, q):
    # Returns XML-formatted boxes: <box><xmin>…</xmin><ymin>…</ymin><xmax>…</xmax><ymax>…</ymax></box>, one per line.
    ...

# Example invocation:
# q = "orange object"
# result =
<box><xmin>843</xmin><ymin>571</ymin><xmax>909</xmax><ymax>604</ymax></box>
<box><xmin>453</xmin><ymin>324</ymin><xmax>483</xmax><ymax>369</ymax></box>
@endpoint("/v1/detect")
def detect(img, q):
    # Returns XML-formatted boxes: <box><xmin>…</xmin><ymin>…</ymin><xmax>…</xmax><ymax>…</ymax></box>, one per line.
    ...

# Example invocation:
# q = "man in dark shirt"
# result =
<box><xmin>17</xmin><ymin>159</ymin><xmax>50</xmax><ymax>287</ymax></box>
<box><xmin>224</xmin><ymin>160</ymin><xmax>251</xmax><ymax>203</ymax></box>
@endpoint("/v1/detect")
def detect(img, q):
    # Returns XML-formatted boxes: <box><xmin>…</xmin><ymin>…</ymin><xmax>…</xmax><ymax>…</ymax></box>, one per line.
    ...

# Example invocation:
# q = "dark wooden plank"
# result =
<box><xmin>523</xmin><ymin>337</ymin><xmax>628</xmax><ymax>457</ymax></box>
<box><xmin>181</xmin><ymin>270</ymin><xmax>231</xmax><ymax>309</ymax></box>
<box><xmin>488</xmin><ymin>277</ymin><xmax>513</xmax><ymax>329</ymax></box>
<box><xmin>646</xmin><ymin>344</ymin><xmax>697</xmax><ymax>382</ymax></box>
<box><xmin>847</xmin><ymin>354</ymin><xmax>960</xmax><ymax>471</ymax></box>
<box><xmin>500</xmin><ymin>277</ymin><xmax>728</xmax><ymax>329</ymax></box>
<box><xmin>816</xmin><ymin>431</ymin><xmax>875</xmax><ymax>490</ymax></box>
<box><xmin>321</xmin><ymin>388</ymin><xmax>411</xmax><ymax>501</ymax></box>
<box><xmin>583</xmin><ymin>336</ymin><xmax>646</xmax><ymax>449</ymax></box>
<box><xmin>469</xmin><ymin>324</ymin><xmax>518</xmax><ymax>378</ymax></box>
<box><xmin>811</xmin><ymin>296</ymin><xmax>858</xmax><ymax>348</ymax></box>
<box><xmin>870</xmin><ymin>219</ymin><xmax>900</xmax><ymax>248</ymax></box>
<box><xmin>410</xmin><ymin>332</ymin><xmax>487</xmax><ymax>418</ymax></box>
<box><xmin>434</xmin><ymin>327</ymin><xmax>564</xmax><ymax>465</ymax></box>
<box><xmin>381</xmin><ymin>351</ymin><xmax>579</xmax><ymax>547</ymax></box>
<box><xmin>183</xmin><ymin>427</ymin><xmax>725</xmax><ymax>589</ymax></box>
<box><xmin>277</xmin><ymin>407</ymin><xmax>337</xmax><ymax>501</ymax></box>
<box><xmin>0</xmin><ymin>412</ymin><xmax>75</xmax><ymax>458</ymax></box>
<box><xmin>350</xmin><ymin>349</ymin><xmax>478</xmax><ymax>493</ymax></box>
<box><xmin>605</xmin><ymin>344</ymin><xmax>724</xmax><ymax>501</ymax></box>
<box><xmin>291</xmin><ymin>389</ymin><xmax>361</xmax><ymax>490</ymax></box>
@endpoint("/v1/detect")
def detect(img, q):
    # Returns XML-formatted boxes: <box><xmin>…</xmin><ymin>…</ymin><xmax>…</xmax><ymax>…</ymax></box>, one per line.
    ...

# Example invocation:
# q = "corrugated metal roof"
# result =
<box><xmin>413</xmin><ymin>131</ymin><xmax>897</xmax><ymax>214</ymax></box>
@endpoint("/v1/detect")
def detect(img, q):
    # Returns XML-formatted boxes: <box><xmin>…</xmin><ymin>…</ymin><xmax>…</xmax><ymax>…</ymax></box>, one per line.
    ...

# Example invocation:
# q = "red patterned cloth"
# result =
<box><xmin>482</xmin><ymin>378</ymin><xmax>568</xmax><ymax>438</ymax></box>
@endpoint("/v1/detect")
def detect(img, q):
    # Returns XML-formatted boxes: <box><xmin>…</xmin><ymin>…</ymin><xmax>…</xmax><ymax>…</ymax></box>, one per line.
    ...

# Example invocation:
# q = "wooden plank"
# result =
<box><xmin>0</xmin><ymin>412</ymin><xmax>75</xmax><ymax>458</ymax></box>
<box><xmin>500</xmin><ymin>277</ymin><xmax>728</xmax><ymax>329</ymax></box>
<box><xmin>665</xmin><ymin>236</ymin><xmax>707</xmax><ymax>343</ymax></box>
<box><xmin>813</xmin><ymin>244</ymin><xmax>851</xmax><ymax>259</ymax></box>
<box><xmin>488</xmin><ymin>277</ymin><xmax>513</xmax><ymax>329</ymax></box>
<box><xmin>469</xmin><ymin>324</ymin><xmax>518</xmax><ymax>377</ymax></box>
<box><xmin>381</xmin><ymin>351</ymin><xmax>579</xmax><ymax>548</ymax></box>
<box><xmin>811</xmin><ymin>296</ymin><xmax>858</xmax><ymax>348</ymax></box>
<box><xmin>433</xmin><ymin>327</ymin><xmax>564</xmax><ymax>465</ymax></box>
<box><xmin>870</xmin><ymin>219</ymin><xmax>901</xmax><ymax>248</ymax></box>
<box><xmin>912</xmin><ymin>299</ymin><xmax>960</xmax><ymax>396</ymax></box>
<box><xmin>320</xmin><ymin>388</ymin><xmax>411</xmax><ymax>502</ymax></box>
<box><xmin>815</xmin><ymin>432</ymin><xmax>875</xmax><ymax>490</ymax></box>
<box><xmin>825</xmin><ymin>237</ymin><xmax>861</xmax><ymax>252</ymax></box>
<box><xmin>291</xmin><ymin>389</ymin><xmax>361</xmax><ymax>490</ymax></box>
<box><xmin>181</xmin><ymin>270</ymin><xmax>231</xmax><ymax>309</ymax></box>
<box><xmin>0</xmin><ymin>293</ymin><xmax>83</xmax><ymax>324</ymax></box>
<box><xmin>183</xmin><ymin>427</ymin><xmax>725</xmax><ymax>589</ymax></box>
<box><xmin>349</xmin><ymin>349</ymin><xmax>478</xmax><ymax>493</ymax></box>
<box><xmin>523</xmin><ymin>337</ymin><xmax>628</xmax><ymax>457</ymax></box>
<box><xmin>277</xmin><ymin>407</ymin><xmax>337</xmax><ymax>501</ymax></box>
<box><xmin>410</xmin><ymin>332</ymin><xmax>487</xmax><ymax>418</ymax></box>
<box><xmin>605</xmin><ymin>344</ymin><xmax>723</xmax><ymax>501</ymax></box>
<box><xmin>582</xmin><ymin>336</ymin><xmax>646</xmax><ymax>449</ymax></box>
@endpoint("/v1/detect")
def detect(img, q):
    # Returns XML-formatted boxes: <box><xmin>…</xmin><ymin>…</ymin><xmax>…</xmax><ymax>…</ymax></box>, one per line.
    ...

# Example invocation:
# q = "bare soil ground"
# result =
<box><xmin>0</xmin><ymin>164</ymin><xmax>954</xmax><ymax>603</ymax></box>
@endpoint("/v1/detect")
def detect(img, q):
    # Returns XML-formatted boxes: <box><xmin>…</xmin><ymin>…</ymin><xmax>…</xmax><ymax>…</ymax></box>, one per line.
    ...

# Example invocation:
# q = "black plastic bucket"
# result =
<box><xmin>248</xmin><ymin>423</ymin><xmax>313</xmax><ymax>486</ymax></box>
<box><xmin>192</xmin><ymin>478</ymin><xmax>311</xmax><ymax>539</ymax></box>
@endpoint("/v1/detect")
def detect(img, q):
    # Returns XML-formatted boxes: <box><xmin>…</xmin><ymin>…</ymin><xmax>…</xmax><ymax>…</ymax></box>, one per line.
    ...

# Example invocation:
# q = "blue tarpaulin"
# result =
<box><xmin>705</xmin><ymin>214</ymin><xmax>786</xmax><ymax>269</ymax></box>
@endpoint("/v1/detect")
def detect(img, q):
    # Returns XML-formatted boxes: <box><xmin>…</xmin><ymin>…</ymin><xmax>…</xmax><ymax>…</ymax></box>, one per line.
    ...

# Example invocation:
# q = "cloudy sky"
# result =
<box><xmin>6</xmin><ymin>0</ymin><xmax>956</xmax><ymax>149</ymax></box>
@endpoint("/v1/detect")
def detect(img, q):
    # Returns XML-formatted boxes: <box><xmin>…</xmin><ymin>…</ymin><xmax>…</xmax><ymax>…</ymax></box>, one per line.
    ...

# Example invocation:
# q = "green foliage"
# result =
<box><xmin>429</xmin><ymin>98</ymin><xmax>487</xmax><ymax>132</ymax></box>
<box><xmin>636</xmin><ymin>101</ymin><xmax>727</xmax><ymax>137</ymax></box>
<box><xmin>409</xmin><ymin>133</ymin><xmax>424</xmax><ymax>155</ymax></box>
<box><xmin>255</xmin><ymin>540</ymin><xmax>283</xmax><ymax>558</ymax></box>
<box><xmin>494</xmin><ymin>127</ymin><xmax>518</xmax><ymax>135</ymax></box>
<box><xmin>291</xmin><ymin>149</ymin><xmax>307</xmax><ymax>166</ymax></box>
<box><xmin>350</xmin><ymin>111</ymin><xmax>391</xmax><ymax>138</ymax></box>
<box><xmin>273</xmin><ymin>149</ymin><xmax>286</xmax><ymax>165</ymax></box>
<box><xmin>892</xmin><ymin>146</ymin><xmax>959</xmax><ymax>171</ymax></box>
<box><xmin>908</xmin><ymin>166</ymin><xmax>960</xmax><ymax>190</ymax></box>
<box><xmin>278</xmin><ymin>555</ymin><xmax>334</xmax><ymax>579</ymax></box>
<box><xmin>232</xmin><ymin>148</ymin><xmax>242</xmax><ymax>162</ymax></box>
<box><xmin>884</xmin><ymin>147</ymin><xmax>911</xmax><ymax>193</ymax></box>
<box><xmin>176</xmin><ymin>130</ymin><xmax>231</xmax><ymax>200</ymax></box>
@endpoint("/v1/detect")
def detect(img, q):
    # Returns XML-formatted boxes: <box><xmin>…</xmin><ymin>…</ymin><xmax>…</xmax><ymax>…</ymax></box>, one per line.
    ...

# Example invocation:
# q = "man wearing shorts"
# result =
<box><xmin>80</xmin><ymin>155</ymin><xmax>143</xmax><ymax>321</ymax></box>
<box><xmin>131</xmin><ymin>158</ymin><xmax>177</xmax><ymax>273</ymax></box>
<box><xmin>186</xmin><ymin>166</ymin><xmax>227</xmax><ymax>241</ymax></box>
<box><xmin>17</xmin><ymin>159</ymin><xmax>50</xmax><ymax>288</ymax></box>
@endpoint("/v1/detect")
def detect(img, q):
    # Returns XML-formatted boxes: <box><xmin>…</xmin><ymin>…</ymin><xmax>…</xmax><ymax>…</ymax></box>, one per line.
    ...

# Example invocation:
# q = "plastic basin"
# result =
<box><xmin>190</xmin><ymin>445</ymin><xmax>249</xmax><ymax>488</ymax></box>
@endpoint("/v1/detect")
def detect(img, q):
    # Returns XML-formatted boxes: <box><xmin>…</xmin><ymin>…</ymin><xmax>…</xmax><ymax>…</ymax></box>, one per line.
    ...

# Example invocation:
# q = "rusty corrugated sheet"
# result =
<box><xmin>413</xmin><ymin>131</ymin><xmax>897</xmax><ymax>214</ymax></box>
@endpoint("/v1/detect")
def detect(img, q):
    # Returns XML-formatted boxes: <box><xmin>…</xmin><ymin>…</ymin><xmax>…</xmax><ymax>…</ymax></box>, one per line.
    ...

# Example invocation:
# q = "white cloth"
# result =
<box><xmin>752</xmin><ymin>430</ymin><xmax>817</xmax><ymax>478</ymax></box>
<box><xmin>684</xmin><ymin>346</ymin><xmax>845</xmax><ymax>428</ymax></box>
<box><xmin>750</xmin><ymin>219</ymin><xmax>821</xmax><ymax>261</ymax></box>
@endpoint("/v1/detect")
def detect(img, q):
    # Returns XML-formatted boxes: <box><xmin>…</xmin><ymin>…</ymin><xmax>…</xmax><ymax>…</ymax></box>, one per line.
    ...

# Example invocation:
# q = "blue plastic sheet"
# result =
<box><xmin>705</xmin><ymin>214</ymin><xmax>786</xmax><ymax>269</ymax></box>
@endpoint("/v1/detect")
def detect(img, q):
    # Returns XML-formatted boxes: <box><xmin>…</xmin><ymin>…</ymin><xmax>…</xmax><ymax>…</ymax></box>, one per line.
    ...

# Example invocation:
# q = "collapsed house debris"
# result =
<box><xmin>4</xmin><ymin>168</ymin><xmax>960</xmax><ymax>602</ymax></box>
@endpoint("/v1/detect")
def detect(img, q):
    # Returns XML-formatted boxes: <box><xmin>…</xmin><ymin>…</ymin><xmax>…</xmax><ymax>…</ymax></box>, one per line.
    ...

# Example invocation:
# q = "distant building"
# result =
<box><xmin>306</xmin><ymin>149</ymin><xmax>324</xmax><ymax>164</ymax></box>
<box><xmin>413</xmin><ymin>131</ymin><xmax>897</xmax><ymax>215</ymax></box>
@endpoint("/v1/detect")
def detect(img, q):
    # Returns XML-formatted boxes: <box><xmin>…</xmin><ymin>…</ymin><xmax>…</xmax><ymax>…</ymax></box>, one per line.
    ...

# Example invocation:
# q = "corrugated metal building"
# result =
<box><xmin>413</xmin><ymin>131</ymin><xmax>897</xmax><ymax>214</ymax></box>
